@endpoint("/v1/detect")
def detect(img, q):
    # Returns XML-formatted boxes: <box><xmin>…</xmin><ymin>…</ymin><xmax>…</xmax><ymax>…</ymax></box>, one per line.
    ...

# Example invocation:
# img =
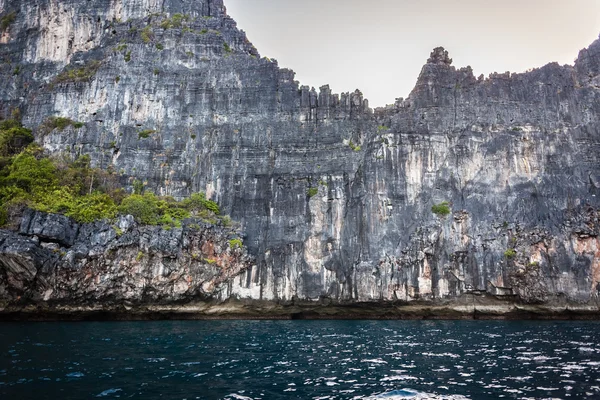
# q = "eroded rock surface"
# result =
<box><xmin>0</xmin><ymin>211</ymin><xmax>253</xmax><ymax>308</ymax></box>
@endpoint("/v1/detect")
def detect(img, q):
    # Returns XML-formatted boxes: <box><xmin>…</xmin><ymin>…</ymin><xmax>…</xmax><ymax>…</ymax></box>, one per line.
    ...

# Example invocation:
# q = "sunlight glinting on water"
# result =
<box><xmin>1</xmin><ymin>321</ymin><xmax>599</xmax><ymax>399</ymax></box>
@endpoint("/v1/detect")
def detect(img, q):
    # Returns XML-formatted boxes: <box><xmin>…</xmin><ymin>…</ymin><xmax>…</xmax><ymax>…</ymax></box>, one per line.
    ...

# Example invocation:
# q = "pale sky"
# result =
<box><xmin>225</xmin><ymin>0</ymin><xmax>600</xmax><ymax>107</ymax></box>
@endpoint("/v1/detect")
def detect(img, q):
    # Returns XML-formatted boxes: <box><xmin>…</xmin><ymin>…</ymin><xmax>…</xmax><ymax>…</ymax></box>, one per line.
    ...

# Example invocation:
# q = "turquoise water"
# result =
<box><xmin>1</xmin><ymin>320</ymin><xmax>599</xmax><ymax>399</ymax></box>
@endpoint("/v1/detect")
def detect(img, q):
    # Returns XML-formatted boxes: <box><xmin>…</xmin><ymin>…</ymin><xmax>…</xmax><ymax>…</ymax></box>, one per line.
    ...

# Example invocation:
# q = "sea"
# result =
<box><xmin>1</xmin><ymin>320</ymin><xmax>599</xmax><ymax>399</ymax></box>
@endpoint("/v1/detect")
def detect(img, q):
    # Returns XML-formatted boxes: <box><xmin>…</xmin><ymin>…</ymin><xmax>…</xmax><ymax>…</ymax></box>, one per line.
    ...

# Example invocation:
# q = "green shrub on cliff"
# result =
<box><xmin>140</xmin><ymin>26</ymin><xmax>153</xmax><ymax>43</ymax></box>
<box><xmin>0</xmin><ymin>120</ymin><xmax>228</xmax><ymax>228</ymax></box>
<box><xmin>504</xmin><ymin>249</ymin><xmax>517</xmax><ymax>258</ymax></box>
<box><xmin>0</xmin><ymin>11</ymin><xmax>16</xmax><ymax>32</ymax></box>
<box><xmin>35</xmin><ymin>189</ymin><xmax>118</xmax><ymax>223</ymax></box>
<box><xmin>431</xmin><ymin>201</ymin><xmax>451</xmax><ymax>217</ymax></box>
<box><xmin>39</xmin><ymin>117</ymin><xmax>84</xmax><ymax>135</ymax></box>
<box><xmin>3</xmin><ymin>148</ymin><xmax>58</xmax><ymax>192</ymax></box>
<box><xmin>118</xmin><ymin>193</ymin><xmax>184</xmax><ymax>225</ymax></box>
<box><xmin>160</xmin><ymin>13</ymin><xmax>190</xmax><ymax>30</ymax></box>
<box><xmin>118</xmin><ymin>192</ymin><xmax>221</xmax><ymax>227</ymax></box>
<box><xmin>348</xmin><ymin>140</ymin><xmax>361</xmax><ymax>152</ymax></box>
<box><xmin>0</xmin><ymin>147</ymin><xmax>121</xmax><ymax>223</ymax></box>
<box><xmin>182</xmin><ymin>192</ymin><xmax>220</xmax><ymax>215</ymax></box>
<box><xmin>138</xmin><ymin>129</ymin><xmax>155</xmax><ymax>139</ymax></box>
<box><xmin>0</xmin><ymin>120</ymin><xmax>33</xmax><ymax>156</ymax></box>
<box><xmin>229</xmin><ymin>238</ymin><xmax>243</xmax><ymax>249</ymax></box>
<box><xmin>53</xmin><ymin>61</ymin><xmax>102</xmax><ymax>85</ymax></box>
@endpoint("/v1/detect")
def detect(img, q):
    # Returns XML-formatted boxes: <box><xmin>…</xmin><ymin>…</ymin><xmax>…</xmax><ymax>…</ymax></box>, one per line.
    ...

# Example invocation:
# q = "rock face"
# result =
<box><xmin>1</xmin><ymin>0</ymin><xmax>600</xmax><ymax>317</ymax></box>
<box><xmin>0</xmin><ymin>210</ymin><xmax>252</xmax><ymax>308</ymax></box>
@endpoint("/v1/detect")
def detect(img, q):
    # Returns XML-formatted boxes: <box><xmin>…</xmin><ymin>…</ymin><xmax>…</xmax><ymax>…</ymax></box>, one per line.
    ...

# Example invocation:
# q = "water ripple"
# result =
<box><xmin>0</xmin><ymin>321</ymin><xmax>599</xmax><ymax>399</ymax></box>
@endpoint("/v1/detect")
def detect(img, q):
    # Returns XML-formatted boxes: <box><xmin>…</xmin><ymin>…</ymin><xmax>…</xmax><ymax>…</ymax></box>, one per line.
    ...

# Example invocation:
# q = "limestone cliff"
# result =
<box><xmin>0</xmin><ymin>209</ymin><xmax>253</xmax><ymax>314</ymax></box>
<box><xmin>1</xmin><ymin>0</ymin><xmax>600</xmax><ymax>318</ymax></box>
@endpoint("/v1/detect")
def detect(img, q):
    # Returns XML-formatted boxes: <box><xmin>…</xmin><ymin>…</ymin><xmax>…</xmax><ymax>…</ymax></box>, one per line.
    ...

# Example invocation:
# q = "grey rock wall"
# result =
<box><xmin>1</xmin><ymin>0</ymin><xmax>600</xmax><ymax>313</ymax></box>
<box><xmin>0</xmin><ymin>210</ymin><xmax>252</xmax><ymax>306</ymax></box>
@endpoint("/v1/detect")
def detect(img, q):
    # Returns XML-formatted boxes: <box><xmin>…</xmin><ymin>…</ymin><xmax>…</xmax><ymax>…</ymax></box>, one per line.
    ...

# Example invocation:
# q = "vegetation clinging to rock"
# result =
<box><xmin>229</xmin><ymin>238</ymin><xmax>243</xmax><ymax>249</ymax></box>
<box><xmin>39</xmin><ymin>117</ymin><xmax>84</xmax><ymax>135</ymax></box>
<box><xmin>431</xmin><ymin>201</ymin><xmax>451</xmax><ymax>217</ymax></box>
<box><xmin>52</xmin><ymin>61</ymin><xmax>102</xmax><ymax>85</ymax></box>
<box><xmin>504</xmin><ymin>249</ymin><xmax>517</xmax><ymax>258</ymax></box>
<box><xmin>0</xmin><ymin>119</ymin><xmax>33</xmax><ymax>157</ymax></box>
<box><xmin>160</xmin><ymin>13</ymin><xmax>190</xmax><ymax>29</ymax></box>
<box><xmin>0</xmin><ymin>120</ymin><xmax>227</xmax><ymax>227</ymax></box>
<box><xmin>0</xmin><ymin>11</ymin><xmax>16</xmax><ymax>32</ymax></box>
<box><xmin>138</xmin><ymin>129</ymin><xmax>155</xmax><ymax>139</ymax></box>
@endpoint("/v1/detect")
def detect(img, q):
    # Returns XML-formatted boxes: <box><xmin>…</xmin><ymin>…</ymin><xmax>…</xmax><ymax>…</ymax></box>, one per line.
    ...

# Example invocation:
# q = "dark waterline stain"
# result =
<box><xmin>1</xmin><ymin>320</ymin><xmax>599</xmax><ymax>399</ymax></box>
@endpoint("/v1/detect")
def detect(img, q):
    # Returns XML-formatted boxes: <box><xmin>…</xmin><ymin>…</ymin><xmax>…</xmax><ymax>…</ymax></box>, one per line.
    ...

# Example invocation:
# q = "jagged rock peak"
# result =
<box><xmin>427</xmin><ymin>47</ymin><xmax>453</xmax><ymax>65</ymax></box>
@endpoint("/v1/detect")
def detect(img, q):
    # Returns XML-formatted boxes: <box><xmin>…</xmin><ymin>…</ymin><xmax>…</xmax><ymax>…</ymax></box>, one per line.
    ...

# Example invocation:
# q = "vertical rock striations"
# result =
<box><xmin>1</xmin><ymin>0</ymin><xmax>600</xmax><ymax>317</ymax></box>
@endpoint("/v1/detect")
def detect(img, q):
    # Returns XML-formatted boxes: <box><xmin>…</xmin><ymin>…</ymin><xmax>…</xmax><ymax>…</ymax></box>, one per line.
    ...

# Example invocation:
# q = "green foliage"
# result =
<box><xmin>0</xmin><ymin>134</ymin><xmax>125</xmax><ymax>225</ymax></box>
<box><xmin>138</xmin><ymin>129</ymin><xmax>155</xmax><ymax>139</ymax></box>
<box><xmin>0</xmin><ymin>132</ymin><xmax>229</xmax><ymax>228</ymax></box>
<box><xmin>223</xmin><ymin>42</ymin><xmax>232</xmax><ymax>53</ymax></box>
<box><xmin>0</xmin><ymin>207</ymin><xmax>7</xmax><ymax>226</ymax></box>
<box><xmin>229</xmin><ymin>238</ymin><xmax>243</xmax><ymax>249</ymax></box>
<box><xmin>307</xmin><ymin>187</ymin><xmax>319</xmax><ymax>198</ymax></box>
<box><xmin>118</xmin><ymin>192</ymin><xmax>190</xmax><ymax>227</ymax></box>
<box><xmin>160</xmin><ymin>13</ymin><xmax>190</xmax><ymax>29</ymax></box>
<box><xmin>200</xmin><ymin>29</ymin><xmax>208</xmax><ymax>34</ymax></box>
<box><xmin>0</xmin><ymin>11</ymin><xmax>16</xmax><ymax>32</ymax></box>
<box><xmin>160</xmin><ymin>19</ymin><xmax>171</xmax><ymax>30</ymax></box>
<box><xmin>504</xmin><ymin>249</ymin><xmax>517</xmax><ymax>258</ymax></box>
<box><xmin>377</xmin><ymin>125</ymin><xmax>389</xmax><ymax>132</ymax></box>
<box><xmin>0</xmin><ymin>147</ymin><xmax>56</xmax><ymax>222</ymax></box>
<box><xmin>115</xmin><ymin>76</ymin><xmax>121</xmax><ymax>83</ymax></box>
<box><xmin>220</xmin><ymin>215</ymin><xmax>232</xmax><ymax>227</ymax></box>
<box><xmin>348</xmin><ymin>140</ymin><xmax>361</xmax><ymax>152</ymax></box>
<box><xmin>48</xmin><ymin>117</ymin><xmax>72</xmax><ymax>130</ymax></box>
<box><xmin>181</xmin><ymin>192</ymin><xmax>220</xmax><ymax>215</ymax></box>
<box><xmin>40</xmin><ymin>117</ymin><xmax>84</xmax><ymax>134</ymax></box>
<box><xmin>3</xmin><ymin>149</ymin><xmax>58</xmax><ymax>193</ymax></box>
<box><xmin>133</xmin><ymin>179</ymin><xmax>145</xmax><ymax>194</ymax></box>
<box><xmin>53</xmin><ymin>61</ymin><xmax>102</xmax><ymax>85</ymax></box>
<box><xmin>34</xmin><ymin>189</ymin><xmax>118</xmax><ymax>223</ymax></box>
<box><xmin>431</xmin><ymin>201</ymin><xmax>451</xmax><ymax>217</ymax></box>
<box><xmin>203</xmin><ymin>199</ymin><xmax>220</xmax><ymax>215</ymax></box>
<box><xmin>153</xmin><ymin>68</ymin><xmax>160</xmax><ymax>75</ymax></box>
<box><xmin>124</xmin><ymin>51</ymin><xmax>131</xmax><ymax>62</ymax></box>
<box><xmin>115</xmin><ymin>43</ymin><xmax>128</xmax><ymax>52</ymax></box>
<box><xmin>171</xmin><ymin>13</ymin><xmax>185</xmax><ymax>27</ymax></box>
<box><xmin>136</xmin><ymin>251</ymin><xmax>144</xmax><ymax>261</ymax></box>
<box><xmin>140</xmin><ymin>26</ymin><xmax>153</xmax><ymax>43</ymax></box>
<box><xmin>12</xmin><ymin>66</ymin><xmax>19</xmax><ymax>75</ymax></box>
<box><xmin>0</xmin><ymin>120</ymin><xmax>33</xmax><ymax>156</ymax></box>
<box><xmin>155</xmin><ymin>43</ymin><xmax>163</xmax><ymax>50</ymax></box>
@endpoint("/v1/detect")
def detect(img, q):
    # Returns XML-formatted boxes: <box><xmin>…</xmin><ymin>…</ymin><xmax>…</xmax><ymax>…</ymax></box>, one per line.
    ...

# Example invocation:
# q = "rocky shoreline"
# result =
<box><xmin>2</xmin><ymin>210</ymin><xmax>600</xmax><ymax>321</ymax></box>
<box><xmin>2</xmin><ymin>295</ymin><xmax>599</xmax><ymax>321</ymax></box>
